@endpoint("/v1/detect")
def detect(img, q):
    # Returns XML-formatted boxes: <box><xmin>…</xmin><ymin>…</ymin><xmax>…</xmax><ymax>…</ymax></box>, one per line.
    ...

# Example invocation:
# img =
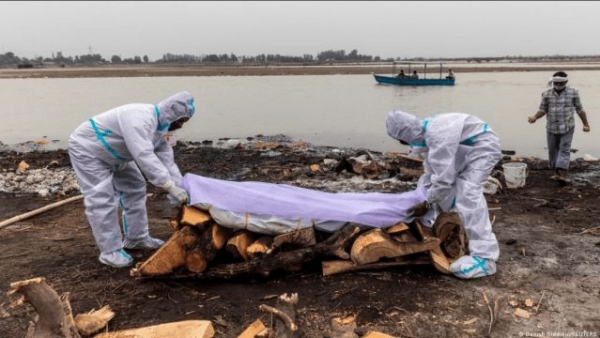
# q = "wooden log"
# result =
<box><xmin>168</xmin><ymin>218</ymin><xmax>180</xmax><ymax>231</ymax></box>
<box><xmin>184</xmin><ymin>250</ymin><xmax>206</xmax><ymax>274</ymax></box>
<box><xmin>94</xmin><ymin>320</ymin><xmax>214</xmax><ymax>338</ymax></box>
<box><xmin>237</xmin><ymin>319</ymin><xmax>267</xmax><ymax>338</ymax></box>
<box><xmin>385</xmin><ymin>222</ymin><xmax>410</xmax><ymax>234</ymax></box>
<box><xmin>186</xmin><ymin>223</ymin><xmax>231</xmax><ymax>273</ymax></box>
<box><xmin>74</xmin><ymin>305</ymin><xmax>115</xmax><ymax>336</ymax></box>
<box><xmin>268</xmin><ymin>227</ymin><xmax>316</xmax><ymax>254</ymax></box>
<box><xmin>414</xmin><ymin>220</ymin><xmax>451</xmax><ymax>274</ymax></box>
<box><xmin>391</xmin><ymin>228</ymin><xmax>419</xmax><ymax>244</ymax></box>
<box><xmin>184</xmin><ymin>223</ymin><xmax>360</xmax><ymax>279</ymax></box>
<box><xmin>131</xmin><ymin>226</ymin><xmax>201</xmax><ymax>277</ymax></box>
<box><xmin>9</xmin><ymin>277</ymin><xmax>82</xmax><ymax>338</ymax></box>
<box><xmin>227</xmin><ymin>230</ymin><xmax>256</xmax><ymax>261</ymax></box>
<box><xmin>429</xmin><ymin>247</ymin><xmax>451</xmax><ymax>274</ymax></box>
<box><xmin>331</xmin><ymin>315</ymin><xmax>357</xmax><ymax>338</ymax></box>
<box><xmin>350</xmin><ymin>228</ymin><xmax>440</xmax><ymax>265</ymax></box>
<box><xmin>179</xmin><ymin>205</ymin><xmax>212</xmax><ymax>227</ymax></box>
<box><xmin>322</xmin><ymin>257</ymin><xmax>431</xmax><ymax>276</ymax></box>
<box><xmin>363</xmin><ymin>331</ymin><xmax>396</xmax><ymax>338</ymax></box>
<box><xmin>246</xmin><ymin>236</ymin><xmax>274</xmax><ymax>260</ymax></box>
<box><xmin>432</xmin><ymin>211</ymin><xmax>467</xmax><ymax>261</ymax></box>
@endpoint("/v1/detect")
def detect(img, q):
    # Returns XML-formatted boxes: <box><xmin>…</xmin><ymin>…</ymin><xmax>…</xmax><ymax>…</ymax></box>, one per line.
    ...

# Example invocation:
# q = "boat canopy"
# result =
<box><xmin>391</xmin><ymin>61</ymin><xmax>447</xmax><ymax>79</ymax></box>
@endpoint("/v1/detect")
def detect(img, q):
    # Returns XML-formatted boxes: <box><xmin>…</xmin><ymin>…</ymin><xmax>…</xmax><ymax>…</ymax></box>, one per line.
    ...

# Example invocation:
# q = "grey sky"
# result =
<box><xmin>2</xmin><ymin>1</ymin><xmax>598</xmax><ymax>61</ymax></box>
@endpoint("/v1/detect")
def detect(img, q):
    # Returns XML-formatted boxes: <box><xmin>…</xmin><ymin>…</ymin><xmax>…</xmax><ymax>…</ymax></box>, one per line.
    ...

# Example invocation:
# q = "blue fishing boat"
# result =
<box><xmin>373</xmin><ymin>61</ymin><xmax>455</xmax><ymax>86</ymax></box>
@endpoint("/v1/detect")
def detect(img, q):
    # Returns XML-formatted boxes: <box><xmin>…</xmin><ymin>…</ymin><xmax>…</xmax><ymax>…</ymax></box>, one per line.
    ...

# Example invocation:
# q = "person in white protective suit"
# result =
<box><xmin>68</xmin><ymin>91</ymin><xmax>195</xmax><ymax>268</ymax></box>
<box><xmin>386</xmin><ymin>110</ymin><xmax>502</xmax><ymax>279</ymax></box>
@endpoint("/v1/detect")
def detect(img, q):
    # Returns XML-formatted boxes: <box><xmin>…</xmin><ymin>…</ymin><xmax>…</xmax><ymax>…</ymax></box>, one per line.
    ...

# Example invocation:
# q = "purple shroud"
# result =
<box><xmin>181</xmin><ymin>173</ymin><xmax>425</xmax><ymax>227</ymax></box>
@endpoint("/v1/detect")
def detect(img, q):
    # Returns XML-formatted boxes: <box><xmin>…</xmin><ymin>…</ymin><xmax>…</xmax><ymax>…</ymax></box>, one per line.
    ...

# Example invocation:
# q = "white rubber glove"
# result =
<box><xmin>160</xmin><ymin>180</ymin><xmax>189</xmax><ymax>204</ymax></box>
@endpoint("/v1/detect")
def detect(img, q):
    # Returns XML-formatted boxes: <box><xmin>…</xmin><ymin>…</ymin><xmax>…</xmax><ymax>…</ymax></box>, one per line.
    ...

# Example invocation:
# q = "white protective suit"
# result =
<box><xmin>386</xmin><ymin>110</ymin><xmax>502</xmax><ymax>278</ymax></box>
<box><xmin>68</xmin><ymin>91</ymin><xmax>195</xmax><ymax>254</ymax></box>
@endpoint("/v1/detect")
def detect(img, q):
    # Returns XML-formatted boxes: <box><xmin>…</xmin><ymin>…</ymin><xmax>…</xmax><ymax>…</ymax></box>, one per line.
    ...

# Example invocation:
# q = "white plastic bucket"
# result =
<box><xmin>502</xmin><ymin>162</ymin><xmax>527</xmax><ymax>188</ymax></box>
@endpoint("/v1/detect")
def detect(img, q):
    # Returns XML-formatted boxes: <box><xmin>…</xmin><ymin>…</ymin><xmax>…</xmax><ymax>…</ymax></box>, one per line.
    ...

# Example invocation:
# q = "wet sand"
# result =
<box><xmin>2</xmin><ymin>63</ymin><xmax>600</xmax><ymax>78</ymax></box>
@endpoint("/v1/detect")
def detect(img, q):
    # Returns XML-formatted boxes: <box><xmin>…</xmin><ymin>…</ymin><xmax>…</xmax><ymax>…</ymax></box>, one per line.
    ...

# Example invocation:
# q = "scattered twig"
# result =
<box><xmin>482</xmin><ymin>290</ymin><xmax>500</xmax><ymax>335</ymax></box>
<box><xmin>482</xmin><ymin>291</ymin><xmax>493</xmax><ymax>334</ymax></box>
<box><xmin>167</xmin><ymin>292</ymin><xmax>179</xmax><ymax>304</ymax></box>
<box><xmin>579</xmin><ymin>226</ymin><xmax>600</xmax><ymax>235</ymax></box>
<box><xmin>535</xmin><ymin>291</ymin><xmax>546</xmax><ymax>314</ymax></box>
<box><xmin>258</xmin><ymin>304</ymin><xmax>298</xmax><ymax>331</ymax></box>
<box><xmin>41</xmin><ymin>236</ymin><xmax>75</xmax><ymax>241</ymax></box>
<box><xmin>520</xmin><ymin>196</ymin><xmax>564</xmax><ymax>202</ymax></box>
<box><xmin>0</xmin><ymin>252</ymin><xmax>28</xmax><ymax>260</ymax></box>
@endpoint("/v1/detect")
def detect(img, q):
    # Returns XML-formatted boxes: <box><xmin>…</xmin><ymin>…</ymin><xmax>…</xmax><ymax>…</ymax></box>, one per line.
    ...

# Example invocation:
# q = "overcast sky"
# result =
<box><xmin>2</xmin><ymin>1</ymin><xmax>599</xmax><ymax>61</ymax></box>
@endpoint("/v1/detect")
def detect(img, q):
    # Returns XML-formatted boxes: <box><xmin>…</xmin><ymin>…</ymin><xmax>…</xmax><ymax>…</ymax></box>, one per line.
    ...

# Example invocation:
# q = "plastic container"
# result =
<box><xmin>502</xmin><ymin>162</ymin><xmax>527</xmax><ymax>188</ymax></box>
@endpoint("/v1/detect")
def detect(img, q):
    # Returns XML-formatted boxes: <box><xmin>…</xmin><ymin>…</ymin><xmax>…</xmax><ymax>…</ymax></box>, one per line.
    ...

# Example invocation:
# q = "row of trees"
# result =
<box><xmin>0</xmin><ymin>51</ymin><xmax>151</xmax><ymax>67</ymax></box>
<box><xmin>3</xmin><ymin>49</ymin><xmax>600</xmax><ymax>68</ymax></box>
<box><xmin>0</xmin><ymin>49</ymin><xmax>381</xmax><ymax>67</ymax></box>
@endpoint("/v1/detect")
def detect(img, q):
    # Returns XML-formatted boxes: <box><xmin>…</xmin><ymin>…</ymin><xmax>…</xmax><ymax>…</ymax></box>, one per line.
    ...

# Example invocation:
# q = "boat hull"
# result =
<box><xmin>374</xmin><ymin>74</ymin><xmax>455</xmax><ymax>86</ymax></box>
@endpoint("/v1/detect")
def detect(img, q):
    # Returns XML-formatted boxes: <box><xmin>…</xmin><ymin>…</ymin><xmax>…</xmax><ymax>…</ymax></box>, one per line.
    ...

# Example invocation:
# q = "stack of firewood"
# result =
<box><xmin>130</xmin><ymin>205</ymin><xmax>467</xmax><ymax>279</ymax></box>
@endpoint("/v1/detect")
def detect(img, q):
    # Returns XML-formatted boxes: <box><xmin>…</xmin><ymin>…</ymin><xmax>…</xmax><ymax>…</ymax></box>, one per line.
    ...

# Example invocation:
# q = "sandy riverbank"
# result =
<box><xmin>2</xmin><ymin>63</ymin><xmax>600</xmax><ymax>79</ymax></box>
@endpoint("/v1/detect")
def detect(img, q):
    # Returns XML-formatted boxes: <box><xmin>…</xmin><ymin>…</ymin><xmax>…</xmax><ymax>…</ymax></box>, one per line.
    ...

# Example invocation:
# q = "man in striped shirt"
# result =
<box><xmin>528</xmin><ymin>71</ymin><xmax>590</xmax><ymax>184</ymax></box>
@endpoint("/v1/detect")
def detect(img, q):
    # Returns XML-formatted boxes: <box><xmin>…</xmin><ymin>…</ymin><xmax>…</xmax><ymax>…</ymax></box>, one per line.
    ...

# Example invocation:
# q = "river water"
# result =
<box><xmin>0</xmin><ymin>70</ymin><xmax>598</xmax><ymax>158</ymax></box>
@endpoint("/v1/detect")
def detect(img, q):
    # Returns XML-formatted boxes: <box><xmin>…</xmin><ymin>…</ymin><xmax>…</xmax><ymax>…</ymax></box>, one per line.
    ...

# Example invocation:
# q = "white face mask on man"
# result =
<box><xmin>553</xmin><ymin>83</ymin><xmax>567</xmax><ymax>91</ymax></box>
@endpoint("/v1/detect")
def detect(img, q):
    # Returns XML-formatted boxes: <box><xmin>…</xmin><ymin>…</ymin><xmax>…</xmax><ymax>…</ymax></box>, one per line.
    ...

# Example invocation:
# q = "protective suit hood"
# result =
<box><xmin>156</xmin><ymin>91</ymin><xmax>195</xmax><ymax>127</ymax></box>
<box><xmin>386</xmin><ymin>110</ymin><xmax>424</xmax><ymax>143</ymax></box>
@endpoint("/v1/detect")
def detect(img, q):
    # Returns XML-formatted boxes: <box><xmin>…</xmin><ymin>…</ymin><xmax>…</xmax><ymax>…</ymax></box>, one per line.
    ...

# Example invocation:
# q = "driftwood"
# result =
<box><xmin>8</xmin><ymin>277</ymin><xmax>214</xmax><ymax>338</ymax></box>
<box><xmin>8</xmin><ymin>277</ymin><xmax>82</xmax><ymax>338</ymax></box>
<box><xmin>8</xmin><ymin>278</ymin><xmax>115</xmax><ymax>337</ymax></box>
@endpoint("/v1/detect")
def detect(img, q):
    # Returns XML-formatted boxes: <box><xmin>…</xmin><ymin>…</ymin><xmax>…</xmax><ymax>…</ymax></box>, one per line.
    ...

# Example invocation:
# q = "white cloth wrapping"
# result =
<box><xmin>181</xmin><ymin>173</ymin><xmax>428</xmax><ymax>235</ymax></box>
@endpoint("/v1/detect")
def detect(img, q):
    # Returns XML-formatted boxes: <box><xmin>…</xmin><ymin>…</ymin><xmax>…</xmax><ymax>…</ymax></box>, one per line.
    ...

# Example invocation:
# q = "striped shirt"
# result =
<box><xmin>539</xmin><ymin>87</ymin><xmax>585</xmax><ymax>134</ymax></box>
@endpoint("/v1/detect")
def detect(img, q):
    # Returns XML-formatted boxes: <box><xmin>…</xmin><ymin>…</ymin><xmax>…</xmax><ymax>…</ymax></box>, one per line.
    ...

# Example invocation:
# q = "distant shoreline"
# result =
<box><xmin>2</xmin><ymin>63</ymin><xmax>600</xmax><ymax>79</ymax></box>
